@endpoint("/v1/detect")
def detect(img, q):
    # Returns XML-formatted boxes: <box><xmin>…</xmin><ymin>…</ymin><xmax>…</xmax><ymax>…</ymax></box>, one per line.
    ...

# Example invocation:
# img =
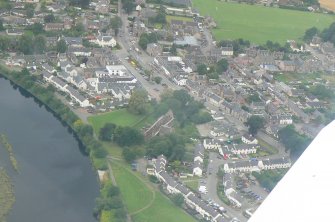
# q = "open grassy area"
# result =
<box><xmin>111</xmin><ymin>161</ymin><xmax>153</xmax><ymax>214</ymax></box>
<box><xmin>166</xmin><ymin>15</ymin><xmax>193</xmax><ymax>23</ymax></box>
<box><xmin>110</xmin><ymin>161</ymin><xmax>196</xmax><ymax>222</ymax></box>
<box><xmin>133</xmin><ymin>192</ymin><xmax>195</xmax><ymax>222</ymax></box>
<box><xmin>88</xmin><ymin>109</ymin><xmax>146</xmax><ymax>134</ymax></box>
<box><xmin>192</xmin><ymin>0</ymin><xmax>335</xmax><ymax>44</ymax></box>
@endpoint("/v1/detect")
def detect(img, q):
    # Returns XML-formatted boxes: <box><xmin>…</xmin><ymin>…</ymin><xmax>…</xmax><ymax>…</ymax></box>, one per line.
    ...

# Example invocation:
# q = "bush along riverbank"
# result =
<box><xmin>0</xmin><ymin>168</ymin><xmax>15</xmax><ymax>221</ymax></box>
<box><xmin>0</xmin><ymin>134</ymin><xmax>19</xmax><ymax>172</ymax></box>
<box><xmin>0</xmin><ymin>66</ymin><xmax>127</xmax><ymax>222</ymax></box>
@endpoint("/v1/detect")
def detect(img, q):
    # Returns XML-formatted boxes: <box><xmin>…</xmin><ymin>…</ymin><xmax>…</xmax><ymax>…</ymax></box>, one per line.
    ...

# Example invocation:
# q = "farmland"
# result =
<box><xmin>192</xmin><ymin>0</ymin><xmax>335</xmax><ymax>44</ymax></box>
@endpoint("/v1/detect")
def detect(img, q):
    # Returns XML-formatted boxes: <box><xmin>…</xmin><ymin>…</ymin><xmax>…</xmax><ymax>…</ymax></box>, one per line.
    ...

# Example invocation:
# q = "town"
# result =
<box><xmin>0</xmin><ymin>0</ymin><xmax>334</xmax><ymax>221</ymax></box>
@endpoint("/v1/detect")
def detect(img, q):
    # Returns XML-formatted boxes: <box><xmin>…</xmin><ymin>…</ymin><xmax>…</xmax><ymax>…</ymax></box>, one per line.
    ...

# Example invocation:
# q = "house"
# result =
<box><xmin>208</xmin><ymin>93</ymin><xmax>223</xmax><ymax>107</ymax></box>
<box><xmin>92</xmin><ymin>36</ymin><xmax>117</xmax><ymax>47</ymax></box>
<box><xmin>223</xmin><ymin>173</ymin><xmax>242</xmax><ymax>208</ymax></box>
<box><xmin>45</xmin><ymin>23</ymin><xmax>64</xmax><ymax>31</ymax></box>
<box><xmin>265</xmin><ymin>124</ymin><xmax>281</xmax><ymax>139</ymax></box>
<box><xmin>67</xmin><ymin>46</ymin><xmax>92</xmax><ymax>57</ymax></box>
<box><xmin>193</xmin><ymin>160</ymin><xmax>203</xmax><ymax>177</ymax></box>
<box><xmin>50</xmin><ymin>76</ymin><xmax>68</xmax><ymax>91</ymax></box>
<box><xmin>226</xmin><ymin>144</ymin><xmax>258</xmax><ymax>155</ymax></box>
<box><xmin>42</xmin><ymin>72</ymin><xmax>53</xmax><ymax>82</ymax></box>
<box><xmin>241</xmin><ymin>134</ymin><xmax>258</xmax><ymax>144</ymax></box>
<box><xmin>65</xmin><ymin>85</ymin><xmax>91</xmax><ymax>107</ymax></box>
<box><xmin>194</xmin><ymin>143</ymin><xmax>204</xmax><ymax>162</ymax></box>
<box><xmin>223</xmin><ymin>159</ymin><xmax>262</xmax><ymax>173</ymax></box>
<box><xmin>146</xmin><ymin>43</ymin><xmax>162</xmax><ymax>57</ymax></box>
<box><xmin>277</xmin><ymin>60</ymin><xmax>296</xmax><ymax>72</ymax></box>
<box><xmin>63</xmin><ymin>37</ymin><xmax>83</xmax><ymax>47</ymax></box>
<box><xmin>6</xmin><ymin>29</ymin><xmax>24</xmax><ymax>36</ymax></box>
<box><xmin>95</xmin><ymin>0</ymin><xmax>110</xmax><ymax>14</ymax></box>
<box><xmin>42</xmin><ymin>63</ymin><xmax>56</xmax><ymax>74</ymax></box>
<box><xmin>105</xmin><ymin>65</ymin><xmax>128</xmax><ymax>76</ymax></box>
<box><xmin>260</xmin><ymin>157</ymin><xmax>291</xmax><ymax>170</ymax></box>
<box><xmin>203</xmin><ymin>139</ymin><xmax>222</xmax><ymax>150</ymax></box>
<box><xmin>72</xmin><ymin>75</ymin><xmax>87</xmax><ymax>90</ymax></box>
<box><xmin>271</xmin><ymin>114</ymin><xmax>293</xmax><ymax>125</ymax></box>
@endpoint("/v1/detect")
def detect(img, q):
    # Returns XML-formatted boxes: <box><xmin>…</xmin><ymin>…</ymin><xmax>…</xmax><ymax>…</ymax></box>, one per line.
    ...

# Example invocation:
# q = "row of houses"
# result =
<box><xmin>223</xmin><ymin>157</ymin><xmax>291</xmax><ymax>173</ymax></box>
<box><xmin>42</xmin><ymin>72</ymin><xmax>91</xmax><ymax>107</ymax></box>
<box><xmin>203</xmin><ymin>135</ymin><xmax>258</xmax><ymax>150</ymax></box>
<box><xmin>153</xmin><ymin>155</ymin><xmax>225</xmax><ymax>222</ymax></box>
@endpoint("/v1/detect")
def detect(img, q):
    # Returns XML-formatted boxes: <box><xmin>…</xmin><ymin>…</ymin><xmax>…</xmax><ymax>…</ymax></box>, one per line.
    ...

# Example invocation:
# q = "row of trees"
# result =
<box><xmin>278</xmin><ymin>125</ymin><xmax>311</xmax><ymax>160</ymax></box>
<box><xmin>304</xmin><ymin>22</ymin><xmax>335</xmax><ymax>46</ymax></box>
<box><xmin>99</xmin><ymin>123</ymin><xmax>144</xmax><ymax>147</ymax></box>
<box><xmin>93</xmin><ymin>181</ymin><xmax>127</xmax><ymax>222</ymax></box>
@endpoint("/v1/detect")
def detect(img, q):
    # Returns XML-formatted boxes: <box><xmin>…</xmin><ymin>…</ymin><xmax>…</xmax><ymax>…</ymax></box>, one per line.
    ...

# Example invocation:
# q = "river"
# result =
<box><xmin>0</xmin><ymin>77</ymin><xmax>99</xmax><ymax>222</ymax></box>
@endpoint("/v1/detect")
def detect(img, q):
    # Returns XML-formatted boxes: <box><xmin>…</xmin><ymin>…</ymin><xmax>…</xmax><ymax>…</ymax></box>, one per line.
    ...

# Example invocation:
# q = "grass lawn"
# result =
<box><xmin>132</xmin><ymin>192</ymin><xmax>195</xmax><ymax>222</ymax></box>
<box><xmin>182</xmin><ymin>179</ymin><xmax>199</xmax><ymax>191</ymax></box>
<box><xmin>110</xmin><ymin>161</ymin><xmax>196</xmax><ymax>222</ymax></box>
<box><xmin>166</xmin><ymin>15</ymin><xmax>193</xmax><ymax>23</ymax></box>
<box><xmin>192</xmin><ymin>0</ymin><xmax>335</xmax><ymax>44</ymax></box>
<box><xmin>102</xmin><ymin>142</ymin><xmax>123</xmax><ymax>159</ymax></box>
<box><xmin>88</xmin><ymin>109</ymin><xmax>145</xmax><ymax>134</ymax></box>
<box><xmin>111</xmin><ymin>161</ymin><xmax>154</xmax><ymax>214</ymax></box>
<box><xmin>258</xmin><ymin>139</ymin><xmax>279</xmax><ymax>155</ymax></box>
<box><xmin>274</xmin><ymin>72</ymin><xmax>322</xmax><ymax>84</ymax></box>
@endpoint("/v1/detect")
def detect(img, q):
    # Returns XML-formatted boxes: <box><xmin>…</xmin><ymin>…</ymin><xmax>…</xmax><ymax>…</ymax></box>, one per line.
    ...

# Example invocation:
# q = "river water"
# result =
<box><xmin>0</xmin><ymin>77</ymin><xmax>99</xmax><ymax>222</ymax></box>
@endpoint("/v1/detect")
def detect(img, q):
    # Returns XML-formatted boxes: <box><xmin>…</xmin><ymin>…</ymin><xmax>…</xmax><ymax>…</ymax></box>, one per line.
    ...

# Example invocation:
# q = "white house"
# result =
<box><xmin>106</xmin><ymin>65</ymin><xmax>127</xmax><ymax>76</ymax></box>
<box><xmin>241</xmin><ymin>134</ymin><xmax>258</xmax><ymax>144</ymax></box>
<box><xmin>193</xmin><ymin>160</ymin><xmax>203</xmax><ymax>177</ymax></box>
<box><xmin>203</xmin><ymin>139</ymin><xmax>222</xmax><ymax>150</ymax></box>
<box><xmin>91</xmin><ymin>36</ymin><xmax>117</xmax><ymax>47</ymax></box>
<box><xmin>260</xmin><ymin>157</ymin><xmax>291</xmax><ymax>170</ymax></box>
<box><xmin>228</xmin><ymin>144</ymin><xmax>258</xmax><ymax>155</ymax></box>
<box><xmin>224</xmin><ymin>160</ymin><xmax>262</xmax><ymax>173</ymax></box>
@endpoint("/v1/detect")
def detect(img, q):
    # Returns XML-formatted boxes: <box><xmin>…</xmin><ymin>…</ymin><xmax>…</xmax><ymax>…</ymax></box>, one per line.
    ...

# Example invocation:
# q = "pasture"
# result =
<box><xmin>192</xmin><ymin>0</ymin><xmax>335</xmax><ymax>44</ymax></box>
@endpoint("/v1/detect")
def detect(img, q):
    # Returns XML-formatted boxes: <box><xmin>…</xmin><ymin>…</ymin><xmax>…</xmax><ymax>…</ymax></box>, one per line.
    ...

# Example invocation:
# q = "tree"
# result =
<box><xmin>110</xmin><ymin>16</ymin><xmax>122</xmax><ymax>36</ymax></box>
<box><xmin>170</xmin><ymin>44</ymin><xmax>177</xmax><ymax>55</ymax></box>
<box><xmin>197</xmin><ymin>64</ymin><xmax>207</xmax><ymax>75</ymax></box>
<box><xmin>0</xmin><ymin>19</ymin><xmax>4</xmax><ymax>31</ymax></box>
<box><xmin>279</xmin><ymin>125</ymin><xmax>311</xmax><ymax>160</ymax></box>
<box><xmin>310</xmin><ymin>85</ymin><xmax>334</xmax><ymax>100</ymax></box>
<box><xmin>246</xmin><ymin>116</ymin><xmax>265</xmax><ymax>135</ymax></box>
<box><xmin>139</xmin><ymin>35</ymin><xmax>149</xmax><ymax>50</ymax></box>
<box><xmin>114</xmin><ymin>127</ymin><xmax>144</xmax><ymax>147</ymax></box>
<box><xmin>18</xmin><ymin>33</ymin><xmax>34</xmax><ymax>55</ymax></box>
<box><xmin>128</xmin><ymin>89</ymin><xmax>149</xmax><ymax>115</ymax></box>
<box><xmin>99</xmin><ymin>123</ymin><xmax>117</xmax><ymax>141</ymax></box>
<box><xmin>69</xmin><ymin>0</ymin><xmax>90</xmax><ymax>8</ymax></box>
<box><xmin>303</xmin><ymin>27</ymin><xmax>318</xmax><ymax>42</ymax></box>
<box><xmin>44</xmin><ymin>14</ymin><xmax>55</xmax><ymax>23</ymax></box>
<box><xmin>26</xmin><ymin>6</ymin><xmax>34</xmax><ymax>18</ymax></box>
<box><xmin>153</xmin><ymin>76</ymin><xmax>162</xmax><ymax>84</ymax></box>
<box><xmin>33</xmin><ymin>35</ymin><xmax>46</xmax><ymax>53</ymax></box>
<box><xmin>216</xmin><ymin>58</ymin><xmax>228</xmax><ymax>73</ymax></box>
<box><xmin>206</xmin><ymin>72</ymin><xmax>219</xmax><ymax>79</ymax></box>
<box><xmin>26</xmin><ymin>23</ymin><xmax>44</xmax><ymax>35</ymax></box>
<box><xmin>0</xmin><ymin>36</ymin><xmax>10</xmax><ymax>52</ymax></box>
<box><xmin>171</xmin><ymin>193</ymin><xmax>184</xmax><ymax>207</ymax></box>
<box><xmin>122</xmin><ymin>147</ymin><xmax>137</xmax><ymax>162</ymax></box>
<box><xmin>173</xmin><ymin>89</ymin><xmax>191</xmax><ymax>105</ymax></box>
<box><xmin>56</xmin><ymin>39</ymin><xmax>68</xmax><ymax>53</ymax></box>
<box><xmin>122</xmin><ymin>0</ymin><xmax>135</xmax><ymax>14</ymax></box>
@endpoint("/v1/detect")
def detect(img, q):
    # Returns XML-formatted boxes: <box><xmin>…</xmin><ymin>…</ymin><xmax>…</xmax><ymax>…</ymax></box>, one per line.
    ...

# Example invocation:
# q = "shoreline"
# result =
<box><xmin>0</xmin><ymin>66</ymin><xmax>107</xmax><ymax>220</ymax></box>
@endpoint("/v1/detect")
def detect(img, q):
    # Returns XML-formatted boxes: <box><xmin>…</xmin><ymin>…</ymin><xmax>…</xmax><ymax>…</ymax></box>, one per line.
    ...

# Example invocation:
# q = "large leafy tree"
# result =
<box><xmin>128</xmin><ymin>89</ymin><xmax>149</xmax><ymax>115</ymax></box>
<box><xmin>246</xmin><ymin>116</ymin><xmax>265</xmax><ymax>136</ymax></box>
<box><xmin>56</xmin><ymin>39</ymin><xmax>68</xmax><ymax>53</ymax></box>
<box><xmin>110</xmin><ymin>16</ymin><xmax>122</xmax><ymax>36</ymax></box>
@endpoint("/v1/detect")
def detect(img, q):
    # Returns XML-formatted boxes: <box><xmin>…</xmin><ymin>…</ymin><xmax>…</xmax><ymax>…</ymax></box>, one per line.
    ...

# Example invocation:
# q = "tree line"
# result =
<box><xmin>0</xmin><ymin>66</ymin><xmax>127</xmax><ymax>221</ymax></box>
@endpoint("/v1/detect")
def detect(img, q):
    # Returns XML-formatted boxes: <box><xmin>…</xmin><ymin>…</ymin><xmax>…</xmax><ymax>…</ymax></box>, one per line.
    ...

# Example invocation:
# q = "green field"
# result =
<box><xmin>192</xmin><ymin>0</ymin><xmax>335</xmax><ymax>44</ymax></box>
<box><xmin>111</xmin><ymin>162</ymin><xmax>153</xmax><ymax>213</ymax></box>
<box><xmin>110</xmin><ymin>161</ymin><xmax>196</xmax><ymax>222</ymax></box>
<box><xmin>88</xmin><ymin>109</ymin><xmax>145</xmax><ymax>134</ymax></box>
